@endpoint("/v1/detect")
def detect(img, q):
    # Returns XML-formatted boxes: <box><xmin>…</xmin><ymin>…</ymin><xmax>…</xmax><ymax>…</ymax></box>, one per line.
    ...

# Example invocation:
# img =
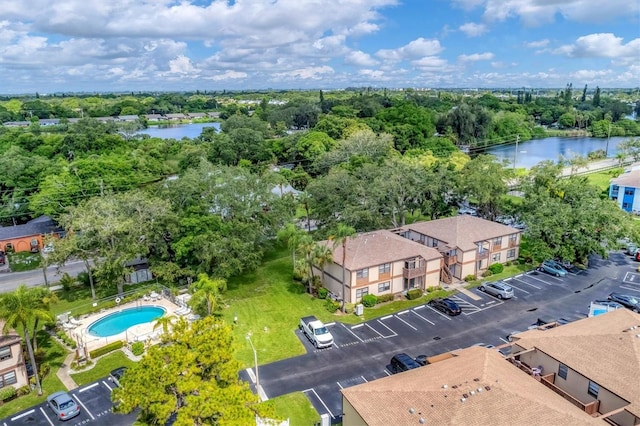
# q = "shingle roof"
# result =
<box><xmin>404</xmin><ymin>216</ymin><xmax>521</xmax><ymax>251</ymax></box>
<box><xmin>321</xmin><ymin>229</ymin><xmax>442</xmax><ymax>271</ymax></box>
<box><xmin>0</xmin><ymin>215</ymin><xmax>62</xmax><ymax>241</ymax></box>
<box><xmin>610</xmin><ymin>170</ymin><xmax>640</xmax><ymax>188</ymax></box>
<box><xmin>512</xmin><ymin>309</ymin><xmax>640</xmax><ymax>417</ymax></box>
<box><xmin>342</xmin><ymin>346</ymin><xmax>601</xmax><ymax>426</ymax></box>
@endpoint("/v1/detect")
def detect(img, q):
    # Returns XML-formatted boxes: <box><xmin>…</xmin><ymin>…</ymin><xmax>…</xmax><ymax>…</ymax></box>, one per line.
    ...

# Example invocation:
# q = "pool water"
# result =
<box><xmin>87</xmin><ymin>306</ymin><xmax>166</xmax><ymax>337</ymax></box>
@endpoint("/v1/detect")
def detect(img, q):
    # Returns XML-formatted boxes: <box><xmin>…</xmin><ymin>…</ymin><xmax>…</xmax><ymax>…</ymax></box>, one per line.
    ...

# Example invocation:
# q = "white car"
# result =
<box><xmin>43</xmin><ymin>243</ymin><xmax>54</xmax><ymax>253</ymax></box>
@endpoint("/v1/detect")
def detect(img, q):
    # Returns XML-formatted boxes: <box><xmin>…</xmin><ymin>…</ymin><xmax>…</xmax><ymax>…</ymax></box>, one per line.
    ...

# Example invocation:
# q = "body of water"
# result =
<box><xmin>87</xmin><ymin>306</ymin><xmax>165</xmax><ymax>337</ymax></box>
<box><xmin>138</xmin><ymin>122</ymin><xmax>221</xmax><ymax>139</ymax></box>
<box><xmin>484</xmin><ymin>136</ymin><xmax>629</xmax><ymax>169</ymax></box>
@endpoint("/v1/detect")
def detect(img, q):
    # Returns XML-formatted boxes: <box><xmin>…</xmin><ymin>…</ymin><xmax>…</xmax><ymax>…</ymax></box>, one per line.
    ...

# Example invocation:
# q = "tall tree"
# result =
<box><xmin>329</xmin><ymin>224</ymin><xmax>356</xmax><ymax>312</ymax></box>
<box><xmin>0</xmin><ymin>285</ymin><xmax>53</xmax><ymax>395</ymax></box>
<box><xmin>592</xmin><ymin>86</ymin><xmax>601</xmax><ymax>107</ymax></box>
<box><xmin>458</xmin><ymin>155</ymin><xmax>511</xmax><ymax>221</ymax></box>
<box><xmin>581</xmin><ymin>84</ymin><xmax>588</xmax><ymax>102</ymax></box>
<box><xmin>113</xmin><ymin>317</ymin><xmax>270</xmax><ymax>425</ymax></box>
<box><xmin>189</xmin><ymin>274</ymin><xmax>226</xmax><ymax>317</ymax></box>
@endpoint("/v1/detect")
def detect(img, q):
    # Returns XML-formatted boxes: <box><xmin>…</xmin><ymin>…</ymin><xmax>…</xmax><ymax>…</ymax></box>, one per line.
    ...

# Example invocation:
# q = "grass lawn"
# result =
<box><xmin>269</xmin><ymin>392</ymin><xmax>320</xmax><ymax>425</ymax></box>
<box><xmin>0</xmin><ymin>332</ymin><xmax>69</xmax><ymax>419</ymax></box>
<box><xmin>70</xmin><ymin>351</ymin><xmax>137</xmax><ymax>386</ymax></box>
<box><xmin>7</xmin><ymin>251</ymin><xmax>42</xmax><ymax>272</ymax></box>
<box><xmin>586</xmin><ymin>169</ymin><xmax>621</xmax><ymax>192</ymax></box>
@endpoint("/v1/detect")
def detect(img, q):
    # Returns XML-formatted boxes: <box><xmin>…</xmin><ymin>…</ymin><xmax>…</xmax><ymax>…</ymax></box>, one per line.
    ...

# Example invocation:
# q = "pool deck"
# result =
<box><xmin>62</xmin><ymin>296</ymin><xmax>182</xmax><ymax>354</ymax></box>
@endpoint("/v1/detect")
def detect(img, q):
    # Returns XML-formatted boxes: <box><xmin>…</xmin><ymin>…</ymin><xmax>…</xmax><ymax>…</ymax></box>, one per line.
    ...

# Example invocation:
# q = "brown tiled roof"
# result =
<box><xmin>610</xmin><ymin>170</ymin><xmax>640</xmax><ymax>188</ymax></box>
<box><xmin>404</xmin><ymin>216</ymin><xmax>521</xmax><ymax>251</ymax></box>
<box><xmin>512</xmin><ymin>309</ymin><xmax>640</xmax><ymax>417</ymax></box>
<box><xmin>342</xmin><ymin>346</ymin><xmax>601</xmax><ymax>426</ymax></box>
<box><xmin>321</xmin><ymin>230</ymin><xmax>442</xmax><ymax>271</ymax></box>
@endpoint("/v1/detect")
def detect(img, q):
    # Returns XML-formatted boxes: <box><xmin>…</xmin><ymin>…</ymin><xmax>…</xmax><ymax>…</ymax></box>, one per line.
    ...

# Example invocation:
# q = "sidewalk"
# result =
<box><xmin>442</xmin><ymin>280</ymin><xmax>481</xmax><ymax>301</ymax></box>
<box><xmin>57</xmin><ymin>352</ymin><xmax>79</xmax><ymax>391</ymax></box>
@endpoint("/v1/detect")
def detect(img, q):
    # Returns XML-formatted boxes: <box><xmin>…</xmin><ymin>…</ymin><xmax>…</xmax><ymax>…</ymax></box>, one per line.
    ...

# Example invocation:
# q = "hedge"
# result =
<box><xmin>377</xmin><ymin>293</ymin><xmax>395</xmax><ymax>303</ymax></box>
<box><xmin>0</xmin><ymin>386</ymin><xmax>16</xmax><ymax>401</ymax></box>
<box><xmin>406</xmin><ymin>289</ymin><xmax>423</xmax><ymax>300</ymax></box>
<box><xmin>317</xmin><ymin>287</ymin><xmax>328</xmax><ymax>299</ymax></box>
<box><xmin>325</xmin><ymin>299</ymin><xmax>340</xmax><ymax>313</ymax></box>
<box><xmin>361</xmin><ymin>294</ymin><xmax>378</xmax><ymax>308</ymax></box>
<box><xmin>488</xmin><ymin>263</ymin><xmax>504</xmax><ymax>274</ymax></box>
<box><xmin>89</xmin><ymin>341</ymin><xmax>124</xmax><ymax>359</ymax></box>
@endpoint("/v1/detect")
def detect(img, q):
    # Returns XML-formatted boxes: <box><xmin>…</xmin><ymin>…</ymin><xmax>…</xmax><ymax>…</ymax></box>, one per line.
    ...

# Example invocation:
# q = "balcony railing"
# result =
<box><xmin>540</xmin><ymin>373</ymin><xmax>600</xmax><ymax>415</ymax></box>
<box><xmin>443</xmin><ymin>254</ymin><xmax>457</xmax><ymax>266</ymax></box>
<box><xmin>492</xmin><ymin>244</ymin><xmax>502</xmax><ymax>251</ymax></box>
<box><xmin>477</xmin><ymin>250</ymin><xmax>489</xmax><ymax>260</ymax></box>
<box><xmin>508</xmin><ymin>239</ymin><xmax>518</xmax><ymax>248</ymax></box>
<box><xmin>403</xmin><ymin>265</ymin><xmax>426</xmax><ymax>279</ymax></box>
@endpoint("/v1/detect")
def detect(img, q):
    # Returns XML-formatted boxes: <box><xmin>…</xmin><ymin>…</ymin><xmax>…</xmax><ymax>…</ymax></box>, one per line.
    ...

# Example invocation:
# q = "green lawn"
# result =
<box><xmin>7</xmin><ymin>251</ymin><xmax>42</xmax><ymax>272</ymax></box>
<box><xmin>70</xmin><ymin>351</ymin><xmax>137</xmax><ymax>386</ymax></box>
<box><xmin>0</xmin><ymin>332</ymin><xmax>69</xmax><ymax>418</ymax></box>
<box><xmin>269</xmin><ymin>392</ymin><xmax>320</xmax><ymax>425</ymax></box>
<box><xmin>586</xmin><ymin>169</ymin><xmax>621</xmax><ymax>192</ymax></box>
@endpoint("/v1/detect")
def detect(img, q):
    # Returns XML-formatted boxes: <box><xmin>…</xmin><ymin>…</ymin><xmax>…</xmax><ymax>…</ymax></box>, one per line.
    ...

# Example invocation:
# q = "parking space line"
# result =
<box><xmin>503</xmin><ymin>281</ymin><xmax>530</xmax><ymax>294</ymax></box>
<box><xmin>73</xmin><ymin>394</ymin><xmax>95</xmax><ymax>420</ymax></box>
<box><xmin>11</xmin><ymin>409</ymin><xmax>35</xmax><ymax>421</ymax></box>
<box><xmin>410</xmin><ymin>309</ymin><xmax>435</xmax><ymax>325</ymax></box>
<box><xmin>526</xmin><ymin>273</ymin><xmax>557</xmax><ymax>285</ymax></box>
<box><xmin>620</xmin><ymin>285</ymin><xmax>640</xmax><ymax>293</ymax></box>
<box><xmin>511</xmin><ymin>277</ymin><xmax>542</xmax><ymax>289</ymax></box>
<box><xmin>499</xmin><ymin>337</ymin><xmax>509</xmax><ymax>344</ymax></box>
<box><xmin>336</xmin><ymin>382</ymin><xmax>344</xmax><ymax>390</ymax></box>
<box><xmin>425</xmin><ymin>304</ymin><xmax>452</xmax><ymax>320</ymax></box>
<box><xmin>375</xmin><ymin>319</ymin><xmax>398</xmax><ymax>337</ymax></box>
<box><xmin>361</xmin><ymin>376</ymin><xmax>368</xmax><ymax>382</ymax></box>
<box><xmin>343</xmin><ymin>323</ymin><xmax>364</xmax><ymax>342</ymax></box>
<box><xmin>39</xmin><ymin>408</ymin><xmax>54</xmax><ymax>426</ymax></box>
<box><xmin>414</xmin><ymin>305</ymin><xmax>425</xmax><ymax>310</ymax></box>
<box><xmin>383</xmin><ymin>369</ymin><xmax>391</xmax><ymax>376</ymax></box>
<box><xmin>102</xmin><ymin>380</ymin><xmax>113</xmax><ymax>391</ymax></box>
<box><xmin>304</xmin><ymin>388</ymin><xmax>335</xmax><ymax>419</ymax></box>
<box><xmin>79</xmin><ymin>382</ymin><xmax>99</xmax><ymax>393</ymax></box>
<box><xmin>394</xmin><ymin>314</ymin><xmax>418</xmax><ymax>330</ymax></box>
<box><xmin>365</xmin><ymin>323</ymin><xmax>385</xmax><ymax>338</ymax></box>
<box><xmin>449</xmin><ymin>296</ymin><xmax>480</xmax><ymax>313</ymax></box>
<box><xmin>464</xmin><ymin>300</ymin><xmax>504</xmax><ymax>315</ymax></box>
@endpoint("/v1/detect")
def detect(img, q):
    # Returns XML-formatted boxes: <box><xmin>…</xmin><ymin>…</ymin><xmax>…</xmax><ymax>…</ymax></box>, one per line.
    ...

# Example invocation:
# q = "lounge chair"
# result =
<box><xmin>149</xmin><ymin>291</ymin><xmax>159</xmax><ymax>301</ymax></box>
<box><xmin>69</xmin><ymin>316</ymin><xmax>82</xmax><ymax>326</ymax></box>
<box><xmin>142</xmin><ymin>294</ymin><xmax>150</xmax><ymax>302</ymax></box>
<box><xmin>175</xmin><ymin>306</ymin><xmax>191</xmax><ymax>316</ymax></box>
<box><xmin>63</xmin><ymin>322</ymin><xmax>76</xmax><ymax>330</ymax></box>
<box><xmin>186</xmin><ymin>313</ymin><xmax>201</xmax><ymax>321</ymax></box>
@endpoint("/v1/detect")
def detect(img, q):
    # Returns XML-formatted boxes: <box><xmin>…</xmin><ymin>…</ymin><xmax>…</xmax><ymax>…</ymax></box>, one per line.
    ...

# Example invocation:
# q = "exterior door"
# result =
<box><xmin>623</xmin><ymin>187</ymin><xmax>635</xmax><ymax>212</ymax></box>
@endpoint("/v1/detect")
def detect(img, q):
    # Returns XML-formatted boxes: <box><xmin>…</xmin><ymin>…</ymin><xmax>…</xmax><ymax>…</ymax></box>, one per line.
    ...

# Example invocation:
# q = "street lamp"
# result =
<box><xmin>246</xmin><ymin>333</ymin><xmax>259</xmax><ymax>395</ymax></box>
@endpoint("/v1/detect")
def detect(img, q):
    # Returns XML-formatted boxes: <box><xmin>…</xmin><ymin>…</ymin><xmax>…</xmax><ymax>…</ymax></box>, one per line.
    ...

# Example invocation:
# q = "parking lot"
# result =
<box><xmin>278</xmin><ymin>252</ymin><xmax>637</xmax><ymax>423</ymax></box>
<box><xmin>2</xmin><ymin>378</ymin><xmax>137</xmax><ymax>426</ymax></box>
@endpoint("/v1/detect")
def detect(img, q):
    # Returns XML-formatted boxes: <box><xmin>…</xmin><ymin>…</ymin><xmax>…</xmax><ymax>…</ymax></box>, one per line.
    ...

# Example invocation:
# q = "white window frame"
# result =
<box><xmin>378</xmin><ymin>282</ymin><xmax>391</xmax><ymax>292</ymax></box>
<box><xmin>378</xmin><ymin>263</ymin><xmax>390</xmax><ymax>274</ymax></box>
<box><xmin>356</xmin><ymin>268</ymin><xmax>369</xmax><ymax>279</ymax></box>
<box><xmin>356</xmin><ymin>287</ymin><xmax>369</xmax><ymax>300</ymax></box>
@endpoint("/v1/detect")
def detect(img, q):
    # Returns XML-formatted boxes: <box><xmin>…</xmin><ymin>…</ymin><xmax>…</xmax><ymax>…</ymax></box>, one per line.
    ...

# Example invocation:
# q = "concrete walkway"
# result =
<box><xmin>57</xmin><ymin>352</ymin><xmax>79</xmax><ymax>391</ymax></box>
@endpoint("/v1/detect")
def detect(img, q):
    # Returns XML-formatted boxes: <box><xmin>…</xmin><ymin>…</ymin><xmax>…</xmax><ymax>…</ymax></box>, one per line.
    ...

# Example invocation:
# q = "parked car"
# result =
<box><xmin>625</xmin><ymin>243</ymin><xmax>639</xmax><ymax>256</ymax></box>
<box><xmin>478</xmin><ymin>281</ymin><xmax>514</xmax><ymax>299</ymax></box>
<box><xmin>538</xmin><ymin>260</ymin><xmax>567</xmax><ymax>277</ymax></box>
<box><xmin>608</xmin><ymin>293</ymin><xmax>640</xmax><ymax>312</ymax></box>
<box><xmin>428</xmin><ymin>298</ymin><xmax>462</xmax><ymax>316</ymax></box>
<box><xmin>389</xmin><ymin>353</ymin><xmax>422</xmax><ymax>373</ymax></box>
<box><xmin>414</xmin><ymin>354</ymin><xmax>429</xmax><ymax>366</ymax></box>
<box><xmin>555</xmin><ymin>259</ymin><xmax>581</xmax><ymax>273</ymax></box>
<box><xmin>109</xmin><ymin>366</ymin><xmax>128</xmax><ymax>387</ymax></box>
<box><xmin>472</xmin><ymin>342</ymin><xmax>495</xmax><ymax>349</ymax></box>
<box><xmin>47</xmin><ymin>391</ymin><xmax>80</xmax><ymax>421</ymax></box>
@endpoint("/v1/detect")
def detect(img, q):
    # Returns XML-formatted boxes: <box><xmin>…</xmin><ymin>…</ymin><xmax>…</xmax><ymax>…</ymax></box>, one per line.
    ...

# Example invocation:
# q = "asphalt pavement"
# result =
<box><xmin>245</xmin><ymin>251</ymin><xmax>638</xmax><ymax>423</ymax></box>
<box><xmin>0</xmin><ymin>261</ymin><xmax>87</xmax><ymax>294</ymax></box>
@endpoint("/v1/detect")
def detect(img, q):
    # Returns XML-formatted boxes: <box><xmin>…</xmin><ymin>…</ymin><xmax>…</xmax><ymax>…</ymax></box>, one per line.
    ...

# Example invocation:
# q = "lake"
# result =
<box><xmin>138</xmin><ymin>122</ymin><xmax>221</xmax><ymax>139</ymax></box>
<box><xmin>483</xmin><ymin>136</ymin><xmax>629</xmax><ymax>169</ymax></box>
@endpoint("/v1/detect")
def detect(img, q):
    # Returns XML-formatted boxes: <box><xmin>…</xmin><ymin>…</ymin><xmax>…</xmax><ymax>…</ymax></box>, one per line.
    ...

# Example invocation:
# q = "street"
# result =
<box><xmin>0</xmin><ymin>261</ymin><xmax>87</xmax><ymax>293</ymax></box>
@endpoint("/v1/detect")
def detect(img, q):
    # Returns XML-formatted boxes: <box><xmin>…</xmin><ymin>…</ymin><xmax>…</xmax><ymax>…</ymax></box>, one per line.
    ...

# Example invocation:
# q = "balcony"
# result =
<box><xmin>443</xmin><ymin>254</ymin><xmax>457</xmax><ymax>266</ymax></box>
<box><xmin>477</xmin><ymin>250</ymin><xmax>489</xmax><ymax>260</ymax></box>
<box><xmin>492</xmin><ymin>243</ymin><xmax>502</xmax><ymax>251</ymax></box>
<box><xmin>403</xmin><ymin>264</ymin><xmax>426</xmax><ymax>279</ymax></box>
<box><xmin>540</xmin><ymin>373</ymin><xmax>600</xmax><ymax>415</ymax></box>
<box><xmin>508</xmin><ymin>239</ymin><xmax>518</xmax><ymax>248</ymax></box>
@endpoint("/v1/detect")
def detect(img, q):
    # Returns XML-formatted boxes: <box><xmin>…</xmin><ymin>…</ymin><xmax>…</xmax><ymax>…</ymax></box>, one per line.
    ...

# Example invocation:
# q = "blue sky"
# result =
<box><xmin>0</xmin><ymin>0</ymin><xmax>638</xmax><ymax>93</ymax></box>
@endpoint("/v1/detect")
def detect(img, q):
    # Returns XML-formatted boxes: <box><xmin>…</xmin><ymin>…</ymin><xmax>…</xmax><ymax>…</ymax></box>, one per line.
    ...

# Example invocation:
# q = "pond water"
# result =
<box><xmin>138</xmin><ymin>122</ymin><xmax>221</xmax><ymax>139</ymax></box>
<box><xmin>483</xmin><ymin>136</ymin><xmax>629</xmax><ymax>169</ymax></box>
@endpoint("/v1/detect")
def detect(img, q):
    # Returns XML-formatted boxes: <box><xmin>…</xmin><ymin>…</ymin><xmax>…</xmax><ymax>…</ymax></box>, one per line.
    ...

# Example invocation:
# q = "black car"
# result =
<box><xmin>389</xmin><ymin>353</ymin><xmax>421</xmax><ymax>374</ymax></box>
<box><xmin>108</xmin><ymin>366</ymin><xmax>128</xmax><ymax>387</ymax></box>
<box><xmin>428</xmin><ymin>298</ymin><xmax>462</xmax><ymax>316</ymax></box>
<box><xmin>608</xmin><ymin>293</ymin><xmax>640</xmax><ymax>312</ymax></box>
<box><xmin>414</xmin><ymin>354</ymin><xmax>429</xmax><ymax>366</ymax></box>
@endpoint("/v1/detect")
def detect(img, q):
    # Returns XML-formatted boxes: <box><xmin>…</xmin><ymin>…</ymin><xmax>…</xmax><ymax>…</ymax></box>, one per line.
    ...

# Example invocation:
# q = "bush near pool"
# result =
<box><xmin>89</xmin><ymin>341</ymin><xmax>124</xmax><ymax>359</ymax></box>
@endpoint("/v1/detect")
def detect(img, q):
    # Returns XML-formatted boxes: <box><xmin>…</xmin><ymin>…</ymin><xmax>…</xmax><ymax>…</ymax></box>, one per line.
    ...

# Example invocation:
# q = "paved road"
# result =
<box><xmin>246</xmin><ymin>252</ymin><xmax>637</xmax><ymax>423</ymax></box>
<box><xmin>0</xmin><ymin>261</ymin><xmax>87</xmax><ymax>293</ymax></box>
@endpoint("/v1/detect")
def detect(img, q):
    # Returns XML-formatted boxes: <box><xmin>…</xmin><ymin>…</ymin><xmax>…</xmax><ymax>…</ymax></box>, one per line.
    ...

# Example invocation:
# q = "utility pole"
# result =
<box><xmin>513</xmin><ymin>134</ymin><xmax>520</xmax><ymax>169</ymax></box>
<box><xmin>606</xmin><ymin>121</ymin><xmax>612</xmax><ymax>157</ymax></box>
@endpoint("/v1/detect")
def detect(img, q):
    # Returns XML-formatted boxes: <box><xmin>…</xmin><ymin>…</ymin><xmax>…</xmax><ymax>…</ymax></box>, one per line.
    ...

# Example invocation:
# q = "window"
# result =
<box><xmin>588</xmin><ymin>381</ymin><xmax>599</xmax><ymax>398</ymax></box>
<box><xmin>431</xmin><ymin>239</ymin><xmax>438</xmax><ymax>247</ymax></box>
<box><xmin>0</xmin><ymin>346</ymin><xmax>10</xmax><ymax>361</ymax></box>
<box><xmin>356</xmin><ymin>288</ymin><xmax>369</xmax><ymax>300</ymax></box>
<box><xmin>378</xmin><ymin>282</ymin><xmax>391</xmax><ymax>292</ymax></box>
<box><xmin>356</xmin><ymin>268</ymin><xmax>369</xmax><ymax>279</ymax></box>
<box><xmin>492</xmin><ymin>253</ymin><xmax>501</xmax><ymax>262</ymax></box>
<box><xmin>405</xmin><ymin>259</ymin><xmax>416</xmax><ymax>269</ymax></box>
<box><xmin>419</xmin><ymin>234</ymin><xmax>425</xmax><ymax>243</ymax></box>
<box><xmin>558</xmin><ymin>364</ymin><xmax>568</xmax><ymax>380</ymax></box>
<box><xmin>623</xmin><ymin>202</ymin><xmax>631</xmax><ymax>209</ymax></box>
<box><xmin>509</xmin><ymin>234</ymin><xmax>518</xmax><ymax>243</ymax></box>
<box><xmin>0</xmin><ymin>370</ymin><xmax>16</xmax><ymax>388</ymax></box>
<box><xmin>625</xmin><ymin>188</ymin><xmax>635</xmax><ymax>195</ymax></box>
<box><xmin>493</xmin><ymin>237</ymin><xmax>502</xmax><ymax>245</ymax></box>
<box><xmin>379</xmin><ymin>263</ymin><xmax>391</xmax><ymax>274</ymax></box>
<box><xmin>507</xmin><ymin>249</ymin><xmax>516</xmax><ymax>259</ymax></box>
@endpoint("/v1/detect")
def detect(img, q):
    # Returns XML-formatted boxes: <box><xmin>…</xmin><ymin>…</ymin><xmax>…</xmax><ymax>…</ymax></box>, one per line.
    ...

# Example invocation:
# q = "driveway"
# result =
<box><xmin>247</xmin><ymin>252</ymin><xmax>633</xmax><ymax>423</ymax></box>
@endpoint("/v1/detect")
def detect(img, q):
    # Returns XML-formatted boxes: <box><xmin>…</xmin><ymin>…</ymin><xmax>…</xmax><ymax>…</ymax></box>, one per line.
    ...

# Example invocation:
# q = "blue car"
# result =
<box><xmin>538</xmin><ymin>260</ymin><xmax>567</xmax><ymax>277</ymax></box>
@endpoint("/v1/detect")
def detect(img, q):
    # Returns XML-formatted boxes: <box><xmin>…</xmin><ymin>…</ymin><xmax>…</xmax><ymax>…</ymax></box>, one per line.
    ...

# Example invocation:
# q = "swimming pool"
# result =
<box><xmin>87</xmin><ymin>306</ymin><xmax>166</xmax><ymax>337</ymax></box>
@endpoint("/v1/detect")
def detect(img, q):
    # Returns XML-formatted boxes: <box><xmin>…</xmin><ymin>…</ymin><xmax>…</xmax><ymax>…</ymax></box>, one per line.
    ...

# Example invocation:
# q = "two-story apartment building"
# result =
<box><xmin>0</xmin><ymin>327</ymin><xmax>29</xmax><ymax>391</ymax></box>
<box><xmin>610</xmin><ymin>169</ymin><xmax>640</xmax><ymax>213</ymax></box>
<box><xmin>400</xmin><ymin>215</ymin><xmax>522</xmax><ymax>282</ymax></box>
<box><xmin>315</xmin><ymin>230</ymin><xmax>443</xmax><ymax>304</ymax></box>
<box><xmin>508</xmin><ymin>309</ymin><xmax>640</xmax><ymax>425</ymax></box>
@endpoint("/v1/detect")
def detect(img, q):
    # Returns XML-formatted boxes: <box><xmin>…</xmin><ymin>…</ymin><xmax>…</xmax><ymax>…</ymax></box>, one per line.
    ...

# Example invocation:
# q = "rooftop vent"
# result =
<box><xmin>473</xmin><ymin>378</ymin><xmax>480</xmax><ymax>382</ymax></box>
<box><xmin>463</xmin><ymin>393</ymin><xmax>469</xmax><ymax>399</ymax></box>
<box><xmin>452</xmin><ymin>385</ymin><xmax>458</xmax><ymax>389</ymax></box>
<box><xmin>485</xmin><ymin>386</ymin><xmax>491</xmax><ymax>391</ymax></box>
<box><xmin>409</xmin><ymin>408</ymin><xmax>415</xmax><ymax>414</ymax></box>
<box><xmin>477</xmin><ymin>387</ymin><xmax>483</xmax><ymax>393</ymax></box>
<box><xmin>470</xmin><ymin>391</ymin><xmax>475</xmax><ymax>396</ymax></box>
<box><xmin>419</xmin><ymin>418</ymin><xmax>425</xmax><ymax>424</ymax></box>
<box><xmin>460</xmin><ymin>398</ymin><xmax>466</xmax><ymax>403</ymax></box>
<box><xmin>442</xmin><ymin>384</ymin><xmax>448</xmax><ymax>389</ymax></box>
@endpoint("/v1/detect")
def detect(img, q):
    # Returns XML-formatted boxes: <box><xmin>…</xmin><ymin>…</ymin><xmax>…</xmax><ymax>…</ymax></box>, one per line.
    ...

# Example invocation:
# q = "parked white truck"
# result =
<box><xmin>299</xmin><ymin>316</ymin><xmax>334</xmax><ymax>349</ymax></box>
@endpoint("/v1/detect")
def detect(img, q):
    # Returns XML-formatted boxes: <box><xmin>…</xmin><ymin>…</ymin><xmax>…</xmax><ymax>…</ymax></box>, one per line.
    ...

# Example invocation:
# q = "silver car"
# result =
<box><xmin>478</xmin><ymin>281</ymin><xmax>514</xmax><ymax>299</ymax></box>
<box><xmin>47</xmin><ymin>391</ymin><xmax>80</xmax><ymax>421</ymax></box>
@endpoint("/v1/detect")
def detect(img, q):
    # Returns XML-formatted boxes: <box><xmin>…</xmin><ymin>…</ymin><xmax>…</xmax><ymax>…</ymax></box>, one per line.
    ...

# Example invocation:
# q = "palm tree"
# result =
<box><xmin>29</xmin><ymin>287</ymin><xmax>58</xmax><ymax>351</ymax></box>
<box><xmin>189</xmin><ymin>274</ymin><xmax>226</xmax><ymax>316</ymax></box>
<box><xmin>313</xmin><ymin>244</ymin><xmax>333</xmax><ymax>291</ymax></box>
<box><xmin>329</xmin><ymin>224</ymin><xmax>356</xmax><ymax>313</ymax></box>
<box><xmin>0</xmin><ymin>285</ymin><xmax>53</xmax><ymax>396</ymax></box>
<box><xmin>153</xmin><ymin>315</ymin><xmax>176</xmax><ymax>335</ymax></box>
<box><xmin>277</xmin><ymin>223</ymin><xmax>307</xmax><ymax>265</ymax></box>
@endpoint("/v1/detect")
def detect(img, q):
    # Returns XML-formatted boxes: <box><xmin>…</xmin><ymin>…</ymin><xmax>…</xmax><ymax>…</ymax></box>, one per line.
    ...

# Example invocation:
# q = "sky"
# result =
<box><xmin>0</xmin><ymin>0</ymin><xmax>638</xmax><ymax>93</ymax></box>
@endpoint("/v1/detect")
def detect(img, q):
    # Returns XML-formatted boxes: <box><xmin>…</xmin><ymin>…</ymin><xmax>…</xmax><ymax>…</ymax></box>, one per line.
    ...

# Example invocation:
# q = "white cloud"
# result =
<box><xmin>554</xmin><ymin>33</ymin><xmax>640</xmax><ymax>60</ymax></box>
<box><xmin>345</xmin><ymin>50</ymin><xmax>378</xmax><ymax>67</ymax></box>
<box><xmin>459</xmin><ymin>22</ymin><xmax>488</xmax><ymax>37</ymax></box>
<box><xmin>204</xmin><ymin>71</ymin><xmax>248</xmax><ymax>81</ymax></box>
<box><xmin>273</xmin><ymin>65</ymin><xmax>334</xmax><ymax>80</ymax></box>
<box><xmin>525</xmin><ymin>39</ymin><xmax>549</xmax><ymax>48</ymax></box>
<box><xmin>376</xmin><ymin>38</ymin><xmax>443</xmax><ymax>61</ymax></box>
<box><xmin>167</xmin><ymin>55</ymin><xmax>198</xmax><ymax>75</ymax></box>
<box><xmin>458</xmin><ymin>52</ymin><xmax>495</xmax><ymax>62</ymax></box>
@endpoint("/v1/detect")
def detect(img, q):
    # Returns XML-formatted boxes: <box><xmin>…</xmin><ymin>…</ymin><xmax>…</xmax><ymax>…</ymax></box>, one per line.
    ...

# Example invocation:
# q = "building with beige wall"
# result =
<box><xmin>342</xmin><ymin>345</ymin><xmax>602</xmax><ymax>426</ymax></box>
<box><xmin>316</xmin><ymin>230</ymin><xmax>442</xmax><ymax>304</ymax></box>
<box><xmin>400</xmin><ymin>215</ymin><xmax>522</xmax><ymax>282</ymax></box>
<box><xmin>0</xmin><ymin>330</ymin><xmax>29</xmax><ymax>391</ymax></box>
<box><xmin>508</xmin><ymin>309</ymin><xmax>640</xmax><ymax>425</ymax></box>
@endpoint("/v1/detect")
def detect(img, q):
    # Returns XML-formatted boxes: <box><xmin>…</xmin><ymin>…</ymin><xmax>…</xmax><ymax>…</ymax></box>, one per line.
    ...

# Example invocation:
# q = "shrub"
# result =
<box><xmin>89</xmin><ymin>340</ymin><xmax>124</xmax><ymax>359</ymax></box>
<box><xmin>76</xmin><ymin>271</ymin><xmax>91</xmax><ymax>287</ymax></box>
<box><xmin>426</xmin><ymin>286</ymin><xmax>440</xmax><ymax>293</ymax></box>
<box><xmin>325</xmin><ymin>299</ymin><xmax>340</xmax><ymax>313</ymax></box>
<box><xmin>16</xmin><ymin>385</ymin><xmax>31</xmax><ymax>396</ymax></box>
<box><xmin>0</xmin><ymin>386</ymin><xmax>16</xmax><ymax>401</ymax></box>
<box><xmin>482</xmin><ymin>270</ymin><xmax>493</xmax><ymax>277</ymax></box>
<box><xmin>59</xmin><ymin>273</ymin><xmax>77</xmax><ymax>292</ymax></box>
<box><xmin>377</xmin><ymin>293</ymin><xmax>395</xmax><ymax>303</ymax></box>
<box><xmin>131</xmin><ymin>342</ymin><xmax>145</xmax><ymax>356</ymax></box>
<box><xmin>317</xmin><ymin>287</ymin><xmax>328</xmax><ymax>299</ymax></box>
<box><xmin>488</xmin><ymin>263</ymin><xmax>504</xmax><ymax>274</ymax></box>
<box><xmin>39</xmin><ymin>363</ymin><xmax>50</xmax><ymax>379</ymax></box>
<box><xmin>361</xmin><ymin>294</ymin><xmax>378</xmax><ymax>308</ymax></box>
<box><xmin>464</xmin><ymin>274</ymin><xmax>476</xmax><ymax>282</ymax></box>
<box><xmin>406</xmin><ymin>289</ymin><xmax>423</xmax><ymax>300</ymax></box>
